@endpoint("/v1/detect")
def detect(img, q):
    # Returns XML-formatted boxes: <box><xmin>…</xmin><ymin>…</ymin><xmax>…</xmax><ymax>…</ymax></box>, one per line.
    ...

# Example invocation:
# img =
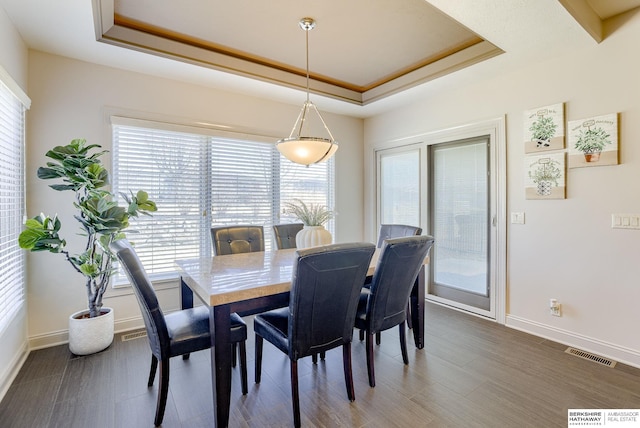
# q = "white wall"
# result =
<box><xmin>25</xmin><ymin>51</ymin><xmax>364</xmax><ymax>345</ymax></box>
<box><xmin>365</xmin><ymin>11</ymin><xmax>640</xmax><ymax>366</ymax></box>
<box><xmin>0</xmin><ymin>4</ymin><xmax>29</xmax><ymax>401</ymax></box>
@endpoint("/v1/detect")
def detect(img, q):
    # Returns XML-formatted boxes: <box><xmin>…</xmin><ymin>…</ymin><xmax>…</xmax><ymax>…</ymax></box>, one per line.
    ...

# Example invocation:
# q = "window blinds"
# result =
<box><xmin>0</xmin><ymin>78</ymin><xmax>26</xmax><ymax>333</ymax></box>
<box><xmin>112</xmin><ymin>120</ymin><xmax>334</xmax><ymax>283</ymax></box>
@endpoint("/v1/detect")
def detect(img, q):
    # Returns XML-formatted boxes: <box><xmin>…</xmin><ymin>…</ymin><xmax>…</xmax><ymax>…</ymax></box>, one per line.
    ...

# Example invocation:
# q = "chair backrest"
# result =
<box><xmin>288</xmin><ymin>242</ymin><xmax>376</xmax><ymax>359</ymax></box>
<box><xmin>272</xmin><ymin>223</ymin><xmax>304</xmax><ymax>250</ymax></box>
<box><xmin>210</xmin><ymin>225</ymin><xmax>265</xmax><ymax>255</ymax></box>
<box><xmin>367</xmin><ymin>235</ymin><xmax>435</xmax><ymax>333</ymax></box>
<box><xmin>110</xmin><ymin>239</ymin><xmax>169</xmax><ymax>359</ymax></box>
<box><xmin>376</xmin><ymin>224</ymin><xmax>422</xmax><ymax>248</ymax></box>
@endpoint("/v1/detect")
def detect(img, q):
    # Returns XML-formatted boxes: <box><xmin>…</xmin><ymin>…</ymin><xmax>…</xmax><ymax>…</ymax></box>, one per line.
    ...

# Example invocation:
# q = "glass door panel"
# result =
<box><xmin>378</xmin><ymin>148</ymin><xmax>420</xmax><ymax>226</ymax></box>
<box><xmin>429</xmin><ymin>137</ymin><xmax>490</xmax><ymax>310</ymax></box>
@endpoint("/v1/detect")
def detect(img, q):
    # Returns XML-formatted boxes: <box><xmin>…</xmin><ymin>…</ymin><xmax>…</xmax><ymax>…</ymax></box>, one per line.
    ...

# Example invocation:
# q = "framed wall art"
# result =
<box><xmin>524</xmin><ymin>103</ymin><xmax>565</xmax><ymax>153</ymax></box>
<box><xmin>568</xmin><ymin>113</ymin><xmax>618</xmax><ymax>168</ymax></box>
<box><xmin>525</xmin><ymin>152</ymin><xmax>566</xmax><ymax>200</ymax></box>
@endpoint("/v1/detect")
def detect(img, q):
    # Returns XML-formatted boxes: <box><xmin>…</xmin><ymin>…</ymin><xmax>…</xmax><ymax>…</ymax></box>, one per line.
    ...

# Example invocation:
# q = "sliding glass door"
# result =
<box><xmin>429</xmin><ymin>137</ymin><xmax>490</xmax><ymax>310</ymax></box>
<box><xmin>376</xmin><ymin>125</ymin><xmax>501</xmax><ymax>319</ymax></box>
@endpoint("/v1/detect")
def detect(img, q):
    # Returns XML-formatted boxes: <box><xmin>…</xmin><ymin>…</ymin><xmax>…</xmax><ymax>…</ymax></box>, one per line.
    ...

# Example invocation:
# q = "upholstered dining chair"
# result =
<box><xmin>363</xmin><ymin>223</ymin><xmax>423</xmax><ymax>342</ymax></box>
<box><xmin>272</xmin><ymin>223</ymin><xmax>304</xmax><ymax>250</ymax></box>
<box><xmin>376</xmin><ymin>224</ymin><xmax>422</xmax><ymax>247</ymax></box>
<box><xmin>254</xmin><ymin>242</ymin><xmax>376</xmax><ymax>428</ymax></box>
<box><xmin>110</xmin><ymin>239</ymin><xmax>248</xmax><ymax>426</ymax></box>
<box><xmin>210</xmin><ymin>225</ymin><xmax>264</xmax><ymax>255</ymax></box>
<box><xmin>355</xmin><ymin>235</ymin><xmax>434</xmax><ymax>387</ymax></box>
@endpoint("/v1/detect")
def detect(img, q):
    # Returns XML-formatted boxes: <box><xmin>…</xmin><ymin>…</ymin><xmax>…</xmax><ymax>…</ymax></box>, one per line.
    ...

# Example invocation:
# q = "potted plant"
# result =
<box><xmin>19</xmin><ymin>138</ymin><xmax>156</xmax><ymax>355</ymax></box>
<box><xmin>283</xmin><ymin>199</ymin><xmax>333</xmax><ymax>248</ymax></box>
<box><xmin>574</xmin><ymin>126</ymin><xmax>611</xmax><ymax>162</ymax></box>
<box><xmin>529</xmin><ymin>115</ymin><xmax>557</xmax><ymax>148</ymax></box>
<box><xmin>528</xmin><ymin>158</ymin><xmax>562</xmax><ymax>196</ymax></box>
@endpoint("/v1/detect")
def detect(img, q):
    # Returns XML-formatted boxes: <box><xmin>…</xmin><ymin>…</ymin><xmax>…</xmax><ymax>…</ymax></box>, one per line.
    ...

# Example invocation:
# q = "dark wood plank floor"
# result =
<box><xmin>1</xmin><ymin>302</ymin><xmax>639</xmax><ymax>427</ymax></box>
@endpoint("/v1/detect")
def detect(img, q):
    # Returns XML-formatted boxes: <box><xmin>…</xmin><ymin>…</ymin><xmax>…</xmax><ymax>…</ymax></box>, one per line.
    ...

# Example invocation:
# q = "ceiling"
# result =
<box><xmin>1</xmin><ymin>0</ymin><xmax>639</xmax><ymax>118</ymax></box>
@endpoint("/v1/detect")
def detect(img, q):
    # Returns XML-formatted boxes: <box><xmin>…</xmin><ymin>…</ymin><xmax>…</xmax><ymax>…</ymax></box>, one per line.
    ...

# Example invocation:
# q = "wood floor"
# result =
<box><xmin>1</xmin><ymin>302</ymin><xmax>639</xmax><ymax>427</ymax></box>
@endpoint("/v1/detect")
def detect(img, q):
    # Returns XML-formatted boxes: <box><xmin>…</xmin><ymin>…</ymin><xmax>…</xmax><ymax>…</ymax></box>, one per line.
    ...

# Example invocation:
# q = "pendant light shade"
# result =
<box><xmin>276</xmin><ymin>18</ymin><xmax>338</xmax><ymax>166</ymax></box>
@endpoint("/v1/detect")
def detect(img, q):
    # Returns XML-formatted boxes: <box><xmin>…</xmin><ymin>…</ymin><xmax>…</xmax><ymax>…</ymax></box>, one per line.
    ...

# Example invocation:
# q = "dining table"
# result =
<box><xmin>176</xmin><ymin>247</ymin><xmax>427</xmax><ymax>427</ymax></box>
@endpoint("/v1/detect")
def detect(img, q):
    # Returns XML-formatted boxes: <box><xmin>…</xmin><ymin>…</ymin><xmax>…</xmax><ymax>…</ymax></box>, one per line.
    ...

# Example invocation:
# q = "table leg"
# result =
<box><xmin>180</xmin><ymin>277</ymin><xmax>193</xmax><ymax>310</ymax></box>
<box><xmin>210</xmin><ymin>304</ymin><xmax>232</xmax><ymax>427</ymax></box>
<box><xmin>410</xmin><ymin>266</ymin><xmax>425</xmax><ymax>349</ymax></box>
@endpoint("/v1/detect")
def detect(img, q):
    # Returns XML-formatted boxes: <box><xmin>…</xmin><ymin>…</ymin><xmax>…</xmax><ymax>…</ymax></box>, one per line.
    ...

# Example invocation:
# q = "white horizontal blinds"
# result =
<box><xmin>112</xmin><ymin>125</ymin><xmax>209</xmax><ymax>282</ymax></box>
<box><xmin>0</xmin><ymin>79</ymin><xmax>26</xmax><ymax>333</ymax></box>
<box><xmin>210</xmin><ymin>139</ymin><xmax>275</xmax><ymax>249</ymax></box>
<box><xmin>279</xmin><ymin>159</ymin><xmax>335</xmax><ymax>235</ymax></box>
<box><xmin>112</xmin><ymin>118</ymin><xmax>335</xmax><ymax>283</ymax></box>
<box><xmin>379</xmin><ymin>149</ymin><xmax>420</xmax><ymax>226</ymax></box>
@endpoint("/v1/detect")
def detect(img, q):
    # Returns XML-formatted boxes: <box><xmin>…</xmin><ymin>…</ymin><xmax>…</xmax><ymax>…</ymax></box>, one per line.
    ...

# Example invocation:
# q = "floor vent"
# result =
<box><xmin>565</xmin><ymin>347</ymin><xmax>617</xmax><ymax>368</ymax></box>
<box><xmin>121</xmin><ymin>330</ymin><xmax>147</xmax><ymax>342</ymax></box>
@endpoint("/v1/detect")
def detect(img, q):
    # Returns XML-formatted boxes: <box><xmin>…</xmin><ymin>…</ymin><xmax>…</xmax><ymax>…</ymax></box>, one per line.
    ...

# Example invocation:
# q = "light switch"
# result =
<box><xmin>612</xmin><ymin>213</ymin><xmax>640</xmax><ymax>230</ymax></box>
<box><xmin>511</xmin><ymin>212</ymin><xmax>525</xmax><ymax>224</ymax></box>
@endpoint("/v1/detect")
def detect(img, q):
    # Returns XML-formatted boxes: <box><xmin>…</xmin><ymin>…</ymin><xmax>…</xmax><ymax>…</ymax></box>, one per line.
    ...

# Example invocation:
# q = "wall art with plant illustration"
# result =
<box><xmin>568</xmin><ymin>113</ymin><xmax>618</xmax><ymax>168</ymax></box>
<box><xmin>524</xmin><ymin>103</ymin><xmax>565</xmax><ymax>153</ymax></box>
<box><xmin>525</xmin><ymin>152</ymin><xmax>565</xmax><ymax>200</ymax></box>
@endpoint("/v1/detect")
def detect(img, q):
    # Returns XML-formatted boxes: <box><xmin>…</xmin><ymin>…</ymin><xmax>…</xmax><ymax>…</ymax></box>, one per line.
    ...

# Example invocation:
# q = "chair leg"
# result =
<box><xmin>376</xmin><ymin>331</ymin><xmax>381</xmax><ymax>345</ymax></box>
<box><xmin>399</xmin><ymin>322</ymin><xmax>409</xmax><ymax>364</ymax></box>
<box><xmin>232</xmin><ymin>342</ymin><xmax>237</xmax><ymax>368</ymax></box>
<box><xmin>290</xmin><ymin>359</ymin><xmax>301</xmax><ymax>428</ymax></box>
<box><xmin>342</xmin><ymin>343</ymin><xmax>355</xmax><ymax>401</ymax></box>
<box><xmin>154</xmin><ymin>359</ymin><xmax>170</xmax><ymax>427</ymax></box>
<box><xmin>255</xmin><ymin>334</ymin><xmax>263</xmax><ymax>383</ymax></box>
<box><xmin>320</xmin><ymin>351</ymin><xmax>326</xmax><ymax>361</ymax></box>
<box><xmin>366</xmin><ymin>332</ymin><xmax>376</xmax><ymax>387</ymax></box>
<box><xmin>406</xmin><ymin>301</ymin><xmax>413</xmax><ymax>330</ymax></box>
<box><xmin>359</xmin><ymin>329</ymin><xmax>365</xmax><ymax>341</ymax></box>
<box><xmin>182</xmin><ymin>353</ymin><xmax>190</xmax><ymax>360</ymax></box>
<box><xmin>148</xmin><ymin>355</ymin><xmax>158</xmax><ymax>387</ymax></box>
<box><xmin>312</xmin><ymin>353</ymin><xmax>318</xmax><ymax>364</ymax></box>
<box><xmin>238</xmin><ymin>340</ymin><xmax>248</xmax><ymax>395</ymax></box>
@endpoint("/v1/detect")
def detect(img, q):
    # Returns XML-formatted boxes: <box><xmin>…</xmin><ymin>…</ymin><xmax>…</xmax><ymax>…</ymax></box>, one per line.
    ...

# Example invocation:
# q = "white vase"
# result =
<box><xmin>296</xmin><ymin>225</ymin><xmax>332</xmax><ymax>249</ymax></box>
<box><xmin>68</xmin><ymin>307</ymin><xmax>114</xmax><ymax>355</ymax></box>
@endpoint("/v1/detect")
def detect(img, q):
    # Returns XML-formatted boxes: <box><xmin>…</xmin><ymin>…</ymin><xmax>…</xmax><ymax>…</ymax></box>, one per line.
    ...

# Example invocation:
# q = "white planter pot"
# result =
<box><xmin>68</xmin><ymin>307</ymin><xmax>114</xmax><ymax>355</ymax></box>
<box><xmin>296</xmin><ymin>225</ymin><xmax>332</xmax><ymax>249</ymax></box>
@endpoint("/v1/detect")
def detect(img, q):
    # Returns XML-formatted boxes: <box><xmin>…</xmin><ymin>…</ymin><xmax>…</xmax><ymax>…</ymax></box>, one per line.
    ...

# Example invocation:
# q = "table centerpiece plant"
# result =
<box><xmin>283</xmin><ymin>199</ymin><xmax>333</xmax><ymax>248</ymax></box>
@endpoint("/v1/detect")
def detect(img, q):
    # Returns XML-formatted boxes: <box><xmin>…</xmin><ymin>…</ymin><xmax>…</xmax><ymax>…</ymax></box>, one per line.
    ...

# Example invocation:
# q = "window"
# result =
<box><xmin>112</xmin><ymin>119</ymin><xmax>334</xmax><ymax>283</ymax></box>
<box><xmin>0</xmin><ymin>71</ymin><xmax>28</xmax><ymax>333</ymax></box>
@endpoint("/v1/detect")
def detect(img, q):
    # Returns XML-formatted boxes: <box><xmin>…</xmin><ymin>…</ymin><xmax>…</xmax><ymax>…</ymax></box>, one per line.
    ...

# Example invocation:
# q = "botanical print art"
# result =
<box><xmin>525</xmin><ymin>152</ymin><xmax>566</xmax><ymax>200</ymax></box>
<box><xmin>524</xmin><ymin>103</ymin><xmax>565</xmax><ymax>153</ymax></box>
<box><xmin>568</xmin><ymin>113</ymin><xmax>618</xmax><ymax>168</ymax></box>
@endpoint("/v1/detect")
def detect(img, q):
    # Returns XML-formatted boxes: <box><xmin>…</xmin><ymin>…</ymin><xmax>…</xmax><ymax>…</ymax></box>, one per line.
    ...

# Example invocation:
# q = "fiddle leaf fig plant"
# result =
<box><xmin>19</xmin><ymin>139</ymin><xmax>157</xmax><ymax>318</ymax></box>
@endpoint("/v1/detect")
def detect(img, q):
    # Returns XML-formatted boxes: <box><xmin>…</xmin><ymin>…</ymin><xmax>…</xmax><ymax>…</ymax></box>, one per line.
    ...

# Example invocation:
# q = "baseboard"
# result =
<box><xmin>28</xmin><ymin>315</ymin><xmax>145</xmax><ymax>351</ymax></box>
<box><xmin>506</xmin><ymin>314</ymin><xmax>640</xmax><ymax>369</ymax></box>
<box><xmin>0</xmin><ymin>340</ymin><xmax>29</xmax><ymax>404</ymax></box>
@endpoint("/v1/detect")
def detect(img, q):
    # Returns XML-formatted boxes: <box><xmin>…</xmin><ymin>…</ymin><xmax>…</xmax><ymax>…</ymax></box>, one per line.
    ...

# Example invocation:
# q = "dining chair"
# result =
<box><xmin>110</xmin><ymin>239</ymin><xmax>248</xmax><ymax>426</ymax></box>
<box><xmin>362</xmin><ymin>223</ymin><xmax>423</xmax><ymax>342</ymax></box>
<box><xmin>355</xmin><ymin>235</ymin><xmax>434</xmax><ymax>387</ymax></box>
<box><xmin>376</xmin><ymin>224</ymin><xmax>422</xmax><ymax>248</ymax></box>
<box><xmin>254</xmin><ymin>242</ymin><xmax>376</xmax><ymax>428</ymax></box>
<box><xmin>272</xmin><ymin>223</ymin><xmax>304</xmax><ymax>249</ymax></box>
<box><xmin>210</xmin><ymin>225</ymin><xmax>265</xmax><ymax>255</ymax></box>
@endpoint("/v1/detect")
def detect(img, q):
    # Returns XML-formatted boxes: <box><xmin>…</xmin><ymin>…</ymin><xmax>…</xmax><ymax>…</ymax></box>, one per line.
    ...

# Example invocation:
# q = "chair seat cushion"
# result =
<box><xmin>254</xmin><ymin>308</ymin><xmax>290</xmax><ymax>355</ymax></box>
<box><xmin>166</xmin><ymin>306</ymin><xmax>247</xmax><ymax>357</ymax></box>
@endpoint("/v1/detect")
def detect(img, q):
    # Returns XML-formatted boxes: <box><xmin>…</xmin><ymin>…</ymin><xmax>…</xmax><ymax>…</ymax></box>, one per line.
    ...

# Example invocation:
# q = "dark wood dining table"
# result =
<box><xmin>176</xmin><ymin>247</ymin><xmax>427</xmax><ymax>427</ymax></box>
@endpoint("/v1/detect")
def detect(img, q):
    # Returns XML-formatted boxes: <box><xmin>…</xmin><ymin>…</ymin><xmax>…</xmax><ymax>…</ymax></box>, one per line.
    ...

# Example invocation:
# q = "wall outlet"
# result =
<box><xmin>549</xmin><ymin>299</ymin><xmax>561</xmax><ymax>317</ymax></box>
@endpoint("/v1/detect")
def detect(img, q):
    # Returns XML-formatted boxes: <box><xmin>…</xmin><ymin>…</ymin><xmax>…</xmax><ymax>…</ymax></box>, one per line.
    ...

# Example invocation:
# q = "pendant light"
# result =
<box><xmin>276</xmin><ymin>17</ymin><xmax>338</xmax><ymax>166</ymax></box>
